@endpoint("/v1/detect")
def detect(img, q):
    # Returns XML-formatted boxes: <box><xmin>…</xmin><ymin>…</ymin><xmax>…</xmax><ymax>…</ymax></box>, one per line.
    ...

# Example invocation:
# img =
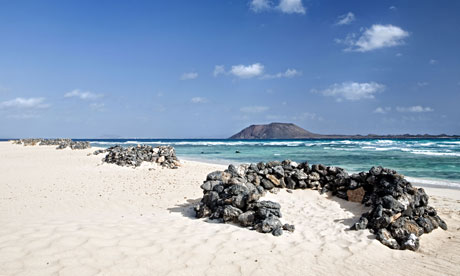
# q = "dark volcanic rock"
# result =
<box><xmin>100</xmin><ymin>145</ymin><xmax>180</xmax><ymax>168</ymax></box>
<box><xmin>194</xmin><ymin>160</ymin><xmax>447</xmax><ymax>251</ymax></box>
<box><xmin>229</xmin><ymin>122</ymin><xmax>320</xmax><ymax>139</ymax></box>
<box><xmin>13</xmin><ymin>138</ymin><xmax>91</xmax><ymax>150</ymax></box>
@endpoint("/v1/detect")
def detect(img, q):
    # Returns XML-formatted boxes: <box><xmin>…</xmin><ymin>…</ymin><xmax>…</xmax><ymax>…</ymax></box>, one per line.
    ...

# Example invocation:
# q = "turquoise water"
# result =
<box><xmin>87</xmin><ymin>139</ymin><xmax>460</xmax><ymax>189</ymax></box>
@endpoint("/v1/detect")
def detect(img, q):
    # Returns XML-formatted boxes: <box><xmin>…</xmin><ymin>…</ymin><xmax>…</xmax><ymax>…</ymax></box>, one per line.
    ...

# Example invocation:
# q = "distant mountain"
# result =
<box><xmin>229</xmin><ymin>122</ymin><xmax>460</xmax><ymax>139</ymax></box>
<box><xmin>229</xmin><ymin>123</ymin><xmax>321</xmax><ymax>139</ymax></box>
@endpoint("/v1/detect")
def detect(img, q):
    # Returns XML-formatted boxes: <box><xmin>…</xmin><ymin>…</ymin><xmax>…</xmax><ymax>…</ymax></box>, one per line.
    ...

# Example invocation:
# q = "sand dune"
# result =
<box><xmin>0</xmin><ymin>142</ymin><xmax>459</xmax><ymax>275</ymax></box>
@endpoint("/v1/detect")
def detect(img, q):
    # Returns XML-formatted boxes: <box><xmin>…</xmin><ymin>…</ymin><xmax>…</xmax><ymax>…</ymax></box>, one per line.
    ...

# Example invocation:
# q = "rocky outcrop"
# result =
<box><xmin>230</xmin><ymin>123</ymin><xmax>320</xmax><ymax>139</ymax></box>
<box><xmin>194</xmin><ymin>160</ymin><xmax>447</xmax><ymax>251</ymax></box>
<box><xmin>13</xmin><ymin>139</ymin><xmax>91</xmax><ymax>150</ymax></box>
<box><xmin>99</xmin><ymin>145</ymin><xmax>180</xmax><ymax>169</ymax></box>
<box><xmin>229</xmin><ymin>122</ymin><xmax>460</xmax><ymax>139</ymax></box>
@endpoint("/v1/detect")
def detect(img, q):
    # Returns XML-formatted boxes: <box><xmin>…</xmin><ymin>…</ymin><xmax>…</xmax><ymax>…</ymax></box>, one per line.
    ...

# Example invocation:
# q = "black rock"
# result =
<box><xmin>193</xmin><ymin>159</ymin><xmax>447</xmax><ymax>250</ymax></box>
<box><xmin>282</xmin><ymin>224</ymin><xmax>295</xmax><ymax>232</ymax></box>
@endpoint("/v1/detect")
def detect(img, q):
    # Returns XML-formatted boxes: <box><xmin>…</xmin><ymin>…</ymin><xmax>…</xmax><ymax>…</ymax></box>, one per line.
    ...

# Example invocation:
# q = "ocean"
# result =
<box><xmin>83</xmin><ymin>138</ymin><xmax>460</xmax><ymax>189</ymax></box>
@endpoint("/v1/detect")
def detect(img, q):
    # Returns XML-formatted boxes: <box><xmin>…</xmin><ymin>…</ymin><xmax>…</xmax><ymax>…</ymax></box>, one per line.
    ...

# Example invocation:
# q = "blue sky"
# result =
<box><xmin>0</xmin><ymin>0</ymin><xmax>459</xmax><ymax>138</ymax></box>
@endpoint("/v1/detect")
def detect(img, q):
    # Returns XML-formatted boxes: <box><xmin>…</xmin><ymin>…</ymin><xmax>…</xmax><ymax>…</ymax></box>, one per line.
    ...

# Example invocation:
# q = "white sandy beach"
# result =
<box><xmin>0</xmin><ymin>141</ymin><xmax>459</xmax><ymax>276</ymax></box>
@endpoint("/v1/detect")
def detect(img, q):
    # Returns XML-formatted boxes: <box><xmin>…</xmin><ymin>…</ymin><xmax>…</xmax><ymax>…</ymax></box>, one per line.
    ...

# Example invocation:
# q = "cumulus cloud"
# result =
<box><xmin>249</xmin><ymin>0</ymin><xmax>305</xmax><ymax>14</ymax></box>
<box><xmin>90</xmin><ymin>103</ymin><xmax>106</xmax><ymax>111</ymax></box>
<box><xmin>0</xmin><ymin>97</ymin><xmax>49</xmax><ymax>109</ymax></box>
<box><xmin>64</xmin><ymin>89</ymin><xmax>102</xmax><ymax>100</ymax></box>
<box><xmin>230</xmin><ymin>63</ymin><xmax>264</xmax><ymax>79</ymax></box>
<box><xmin>191</xmin><ymin>97</ymin><xmax>208</xmax><ymax>104</ymax></box>
<box><xmin>313</xmin><ymin>82</ymin><xmax>385</xmax><ymax>101</ymax></box>
<box><xmin>396</xmin><ymin>106</ymin><xmax>434</xmax><ymax>113</ymax></box>
<box><xmin>249</xmin><ymin>0</ymin><xmax>272</xmax><ymax>12</ymax></box>
<box><xmin>261</xmin><ymin>68</ymin><xmax>302</xmax><ymax>79</ymax></box>
<box><xmin>374</xmin><ymin>107</ymin><xmax>391</xmax><ymax>114</ymax></box>
<box><xmin>213</xmin><ymin>65</ymin><xmax>225</xmax><ymax>77</ymax></box>
<box><xmin>337</xmin><ymin>24</ymin><xmax>409</xmax><ymax>52</ymax></box>
<box><xmin>336</xmin><ymin>12</ymin><xmax>355</xmax><ymax>25</ymax></box>
<box><xmin>215</xmin><ymin>63</ymin><xmax>300</xmax><ymax>80</ymax></box>
<box><xmin>240</xmin><ymin>105</ymin><xmax>269</xmax><ymax>113</ymax></box>
<box><xmin>278</xmin><ymin>0</ymin><xmax>306</xmax><ymax>14</ymax></box>
<box><xmin>180</xmin><ymin>72</ymin><xmax>198</xmax><ymax>80</ymax></box>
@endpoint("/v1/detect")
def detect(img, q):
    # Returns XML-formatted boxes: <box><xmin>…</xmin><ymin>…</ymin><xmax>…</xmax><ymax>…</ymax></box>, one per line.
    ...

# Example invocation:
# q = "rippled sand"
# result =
<box><xmin>0</xmin><ymin>142</ymin><xmax>459</xmax><ymax>276</ymax></box>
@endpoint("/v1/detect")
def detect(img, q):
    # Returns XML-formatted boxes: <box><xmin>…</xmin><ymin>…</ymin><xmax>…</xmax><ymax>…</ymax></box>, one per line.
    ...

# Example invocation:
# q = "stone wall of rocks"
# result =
<box><xmin>97</xmin><ymin>145</ymin><xmax>180</xmax><ymax>169</ymax></box>
<box><xmin>12</xmin><ymin>139</ymin><xmax>91</xmax><ymax>150</ymax></box>
<box><xmin>194</xmin><ymin>160</ymin><xmax>447</xmax><ymax>251</ymax></box>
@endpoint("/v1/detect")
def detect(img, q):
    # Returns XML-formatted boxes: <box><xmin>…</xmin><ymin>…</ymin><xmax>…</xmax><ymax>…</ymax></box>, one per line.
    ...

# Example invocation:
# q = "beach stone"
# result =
<box><xmin>223</xmin><ymin>206</ymin><xmax>243</xmax><ymax>223</ymax></box>
<box><xmin>309</xmin><ymin>172</ymin><xmax>321</xmax><ymax>181</ymax></box>
<box><xmin>401</xmin><ymin>233</ymin><xmax>420</xmax><ymax>251</ymax></box>
<box><xmin>267</xmin><ymin>174</ymin><xmax>280</xmax><ymax>187</ymax></box>
<box><xmin>200</xmin><ymin>180</ymin><xmax>222</xmax><ymax>192</ymax></box>
<box><xmin>382</xmin><ymin>195</ymin><xmax>405</xmax><ymax>212</ymax></box>
<box><xmin>207</xmin><ymin>171</ymin><xmax>224</xmax><ymax>181</ymax></box>
<box><xmin>282</xmin><ymin>224</ymin><xmax>295</xmax><ymax>232</ymax></box>
<box><xmin>257</xmin><ymin>216</ymin><xmax>282</xmax><ymax>234</ymax></box>
<box><xmin>416</xmin><ymin>217</ymin><xmax>435</xmax><ymax>233</ymax></box>
<box><xmin>376</xmin><ymin>229</ymin><xmax>400</xmax><ymax>250</ymax></box>
<box><xmin>272</xmin><ymin>227</ymin><xmax>283</xmax><ymax>236</ymax></box>
<box><xmin>293</xmin><ymin>170</ymin><xmax>309</xmax><ymax>180</ymax></box>
<box><xmin>272</xmin><ymin>166</ymin><xmax>284</xmax><ymax>178</ymax></box>
<box><xmin>238</xmin><ymin>211</ymin><xmax>256</xmax><ymax>227</ymax></box>
<box><xmin>285</xmin><ymin>177</ymin><xmax>296</xmax><ymax>189</ymax></box>
<box><xmin>261</xmin><ymin>179</ymin><xmax>275</xmax><ymax>190</ymax></box>
<box><xmin>347</xmin><ymin>187</ymin><xmax>365</xmax><ymax>203</ymax></box>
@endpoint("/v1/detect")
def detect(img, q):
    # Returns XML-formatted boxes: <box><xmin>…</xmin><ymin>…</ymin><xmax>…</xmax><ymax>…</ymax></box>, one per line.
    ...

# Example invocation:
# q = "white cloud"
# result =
<box><xmin>213</xmin><ymin>65</ymin><xmax>226</xmax><ymax>77</ymax></box>
<box><xmin>336</xmin><ymin>12</ymin><xmax>355</xmax><ymax>25</ymax></box>
<box><xmin>90</xmin><ymin>103</ymin><xmax>106</xmax><ymax>111</ymax></box>
<box><xmin>0</xmin><ymin>97</ymin><xmax>49</xmax><ymax>109</ymax></box>
<box><xmin>338</xmin><ymin>24</ymin><xmax>409</xmax><ymax>52</ymax></box>
<box><xmin>261</xmin><ymin>68</ymin><xmax>302</xmax><ymax>79</ymax></box>
<box><xmin>250</xmin><ymin>0</ymin><xmax>305</xmax><ymax>14</ymax></box>
<box><xmin>250</xmin><ymin>0</ymin><xmax>272</xmax><ymax>12</ymax></box>
<box><xmin>396</xmin><ymin>106</ymin><xmax>434</xmax><ymax>113</ymax></box>
<box><xmin>240</xmin><ymin>105</ymin><xmax>269</xmax><ymax>113</ymax></box>
<box><xmin>314</xmin><ymin>81</ymin><xmax>385</xmax><ymax>101</ymax></box>
<box><xmin>417</xmin><ymin>82</ymin><xmax>429</xmax><ymax>87</ymax></box>
<box><xmin>64</xmin><ymin>89</ymin><xmax>102</xmax><ymax>100</ymax></box>
<box><xmin>396</xmin><ymin>53</ymin><xmax>403</xmax><ymax>57</ymax></box>
<box><xmin>191</xmin><ymin>97</ymin><xmax>208</xmax><ymax>104</ymax></box>
<box><xmin>278</xmin><ymin>0</ymin><xmax>306</xmax><ymax>14</ymax></box>
<box><xmin>230</xmin><ymin>63</ymin><xmax>264</xmax><ymax>79</ymax></box>
<box><xmin>180</xmin><ymin>72</ymin><xmax>198</xmax><ymax>80</ymax></box>
<box><xmin>374</xmin><ymin>107</ymin><xmax>391</xmax><ymax>114</ymax></box>
<box><xmin>292</xmin><ymin>112</ymin><xmax>323</xmax><ymax>121</ymax></box>
<box><xmin>429</xmin><ymin>59</ymin><xmax>438</xmax><ymax>65</ymax></box>
<box><xmin>389</xmin><ymin>6</ymin><xmax>397</xmax><ymax>10</ymax></box>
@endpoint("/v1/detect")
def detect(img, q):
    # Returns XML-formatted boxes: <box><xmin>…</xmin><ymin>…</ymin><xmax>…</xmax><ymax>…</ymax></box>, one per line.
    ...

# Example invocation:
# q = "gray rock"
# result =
<box><xmin>223</xmin><ymin>206</ymin><xmax>243</xmax><ymax>223</ymax></box>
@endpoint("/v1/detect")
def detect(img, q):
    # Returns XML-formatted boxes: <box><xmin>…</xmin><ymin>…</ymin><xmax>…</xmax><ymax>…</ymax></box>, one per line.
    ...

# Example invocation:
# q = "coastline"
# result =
<box><xmin>1</xmin><ymin>141</ymin><xmax>459</xmax><ymax>275</ymax></box>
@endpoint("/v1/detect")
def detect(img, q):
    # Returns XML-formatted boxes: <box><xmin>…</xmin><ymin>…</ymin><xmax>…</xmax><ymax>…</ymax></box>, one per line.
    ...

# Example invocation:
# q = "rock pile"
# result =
<box><xmin>100</xmin><ymin>145</ymin><xmax>180</xmax><ymax>168</ymax></box>
<box><xmin>194</xmin><ymin>160</ymin><xmax>447</xmax><ymax>251</ymax></box>
<box><xmin>13</xmin><ymin>139</ymin><xmax>91</xmax><ymax>150</ymax></box>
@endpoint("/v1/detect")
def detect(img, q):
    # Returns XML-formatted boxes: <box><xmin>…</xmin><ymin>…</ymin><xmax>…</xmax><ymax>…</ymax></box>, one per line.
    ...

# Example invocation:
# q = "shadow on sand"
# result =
<box><xmin>167</xmin><ymin>198</ymin><xmax>202</xmax><ymax>219</ymax></box>
<box><xmin>325</xmin><ymin>192</ymin><xmax>370</xmax><ymax>228</ymax></box>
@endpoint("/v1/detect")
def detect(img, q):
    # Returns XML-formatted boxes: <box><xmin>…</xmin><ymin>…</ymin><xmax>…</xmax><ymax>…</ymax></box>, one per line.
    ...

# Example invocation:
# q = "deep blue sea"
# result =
<box><xmin>82</xmin><ymin>138</ymin><xmax>460</xmax><ymax>189</ymax></box>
